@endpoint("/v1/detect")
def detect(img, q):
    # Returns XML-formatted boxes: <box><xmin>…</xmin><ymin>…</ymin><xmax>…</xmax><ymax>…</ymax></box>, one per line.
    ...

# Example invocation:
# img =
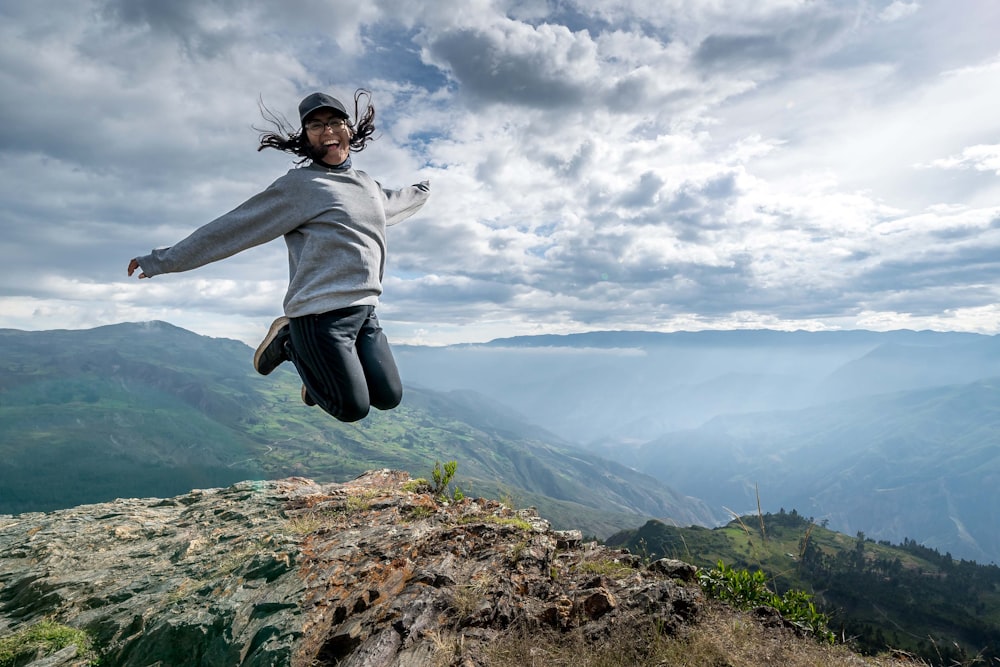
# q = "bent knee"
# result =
<box><xmin>335</xmin><ymin>402</ymin><xmax>370</xmax><ymax>423</ymax></box>
<box><xmin>371</xmin><ymin>388</ymin><xmax>402</xmax><ymax>411</ymax></box>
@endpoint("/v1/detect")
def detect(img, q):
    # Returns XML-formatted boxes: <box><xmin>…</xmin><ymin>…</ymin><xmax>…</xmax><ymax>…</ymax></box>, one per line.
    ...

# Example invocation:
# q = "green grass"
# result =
<box><xmin>0</xmin><ymin>620</ymin><xmax>96</xmax><ymax>666</ymax></box>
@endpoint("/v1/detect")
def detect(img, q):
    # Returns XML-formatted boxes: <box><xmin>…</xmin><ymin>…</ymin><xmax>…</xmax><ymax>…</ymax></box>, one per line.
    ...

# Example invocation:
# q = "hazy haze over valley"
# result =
<box><xmin>396</xmin><ymin>329</ymin><xmax>997</xmax><ymax>442</ymax></box>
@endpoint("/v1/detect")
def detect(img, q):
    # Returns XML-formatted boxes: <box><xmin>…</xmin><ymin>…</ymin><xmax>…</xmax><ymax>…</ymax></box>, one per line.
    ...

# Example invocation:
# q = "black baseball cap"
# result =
<box><xmin>298</xmin><ymin>92</ymin><xmax>349</xmax><ymax>123</ymax></box>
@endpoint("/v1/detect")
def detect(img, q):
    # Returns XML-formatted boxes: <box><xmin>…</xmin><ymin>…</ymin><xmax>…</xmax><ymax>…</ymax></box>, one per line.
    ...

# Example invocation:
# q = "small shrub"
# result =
<box><xmin>431</xmin><ymin>461</ymin><xmax>464</xmax><ymax>503</ymax></box>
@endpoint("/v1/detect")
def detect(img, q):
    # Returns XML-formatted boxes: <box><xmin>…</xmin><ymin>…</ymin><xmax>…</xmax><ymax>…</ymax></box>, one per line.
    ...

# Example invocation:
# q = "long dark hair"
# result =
<box><xmin>256</xmin><ymin>88</ymin><xmax>377</xmax><ymax>163</ymax></box>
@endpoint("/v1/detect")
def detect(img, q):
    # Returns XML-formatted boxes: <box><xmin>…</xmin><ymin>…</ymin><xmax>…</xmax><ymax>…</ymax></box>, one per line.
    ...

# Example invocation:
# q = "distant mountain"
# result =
<box><xmin>618</xmin><ymin>378</ymin><xmax>1000</xmax><ymax>563</ymax></box>
<box><xmin>476</xmin><ymin>329</ymin><xmax>983</xmax><ymax>349</ymax></box>
<box><xmin>0</xmin><ymin>322</ymin><xmax>713</xmax><ymax>538</ymax></box>
<box><xmin>816</xmin><ymin>336</ymin><xmax>1000</xmax><ymax>400</ymax></box>
<box><xmin>396</xmin><ymin>329</ymin><xmax>996</xmax><ymax>443</ymax></box>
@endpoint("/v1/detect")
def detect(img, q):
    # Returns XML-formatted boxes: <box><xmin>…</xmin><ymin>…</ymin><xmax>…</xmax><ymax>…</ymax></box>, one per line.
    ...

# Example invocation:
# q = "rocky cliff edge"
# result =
<box><xmin>0</xmin><ymin>470</ymin><xmax>908</xmax><ymax>666</ymax></box>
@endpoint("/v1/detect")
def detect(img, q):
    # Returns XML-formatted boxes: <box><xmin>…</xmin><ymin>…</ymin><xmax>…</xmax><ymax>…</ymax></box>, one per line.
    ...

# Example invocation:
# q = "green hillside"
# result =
<box><xmin>606</xmin><ymin>510</ymin><xmax>1000</xmax><ymax>665</ymax></box>
<box><xmin>0</xmin><ymin>322</ymin><xmax>714</xmax><ymax>538</ymax></box>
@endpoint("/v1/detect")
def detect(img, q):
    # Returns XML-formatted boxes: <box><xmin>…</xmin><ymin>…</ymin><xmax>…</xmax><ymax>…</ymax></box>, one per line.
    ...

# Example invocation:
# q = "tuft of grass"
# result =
<box><xmin>215</xmin><ymin>539</ymin><xmax>269</xmax><ymax>577</ymax></box>
<box><xmin>345</xmin><ymin>494</ymin><xmax>372</xmax><ymax>512</ymax></box>
<box><xmin>508</xmin><ymin>539</ymin><xmax>528</xmax><ymax>563</ymax></box>
<box><xmin>402</xmin><ymin>478</ymin><xmax>431</xmax><ymax>494</ymax></box>
<box><xmin>285</xmin><ymin>514</ymin><xmax>325</xmax><ymax>535</ymax></box>
<box><xmin>456</xmin><ymin>515</ymin><xmax>533</xmax><ymax>531</ymax></box>
<box><xmin>0</xmin><ymin>619</ymin><xmax>97</xmax><ymax>667</ymax></box>
<box><xmin>165</xmin><ymin>579</ymin><xmax>195</xmax><ymax>605</ymax></box>
<box><xmin>449</xmin><ymin>572</ymin><xmax>498</xmax><ymax>623</ymax></box>
<box><xmin>404</xmin><ymin>505</ymin><xmax>435</xmax><ymax>521</ymax></box>
<box><xmin>576</xmin><ymin>558</ymin><xmax>637</xmax><ymax>579</ymax></box>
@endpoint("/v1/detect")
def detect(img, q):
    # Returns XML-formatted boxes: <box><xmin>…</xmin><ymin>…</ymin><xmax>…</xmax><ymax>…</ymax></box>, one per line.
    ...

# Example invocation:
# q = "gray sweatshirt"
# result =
<box><xmin>137</xmin><ymin>163</ymin><xmax>430</xmax><ymax>317</ymax></box>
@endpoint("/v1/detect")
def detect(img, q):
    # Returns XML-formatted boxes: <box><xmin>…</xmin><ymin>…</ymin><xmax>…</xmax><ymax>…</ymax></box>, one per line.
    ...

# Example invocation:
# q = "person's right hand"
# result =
<box><xmin>127</xmin><ymin>258</ymin><xmax>148</xmax><ymax>279</ymax></box>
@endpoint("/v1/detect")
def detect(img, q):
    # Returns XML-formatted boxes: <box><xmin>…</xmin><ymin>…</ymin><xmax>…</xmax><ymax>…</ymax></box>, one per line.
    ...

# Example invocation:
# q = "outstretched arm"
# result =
<box><xmin>126</xmin><ymin>173</ymin><xmax>309</xmax><ymax>279</ymax></box>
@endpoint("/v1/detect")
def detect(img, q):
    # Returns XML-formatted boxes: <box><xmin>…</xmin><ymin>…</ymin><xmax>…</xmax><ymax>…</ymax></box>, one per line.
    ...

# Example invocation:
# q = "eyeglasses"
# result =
<box><xmin>304</xmin><ymin>118</ymin><xmax>349</xmax><ymax>134</ymax></box>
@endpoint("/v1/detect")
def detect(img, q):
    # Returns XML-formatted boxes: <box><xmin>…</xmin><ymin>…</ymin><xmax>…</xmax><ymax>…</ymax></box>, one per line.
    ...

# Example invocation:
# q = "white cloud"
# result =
<box><xmin>879</xmin><ymin>1</ymin><xmax>920</xmax><ymax>23</ymax></box>
<box><xmin>923</xmin><ymin>144</ymin><xmax>1000</xmax><ymax>176</ymax></box>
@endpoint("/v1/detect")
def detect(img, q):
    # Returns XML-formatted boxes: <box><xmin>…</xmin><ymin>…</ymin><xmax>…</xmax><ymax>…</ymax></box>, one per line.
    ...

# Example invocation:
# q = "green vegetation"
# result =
<box><xmin>698</xmin><ymin>560</ymin><xmax>833</xmax><ymax>643</ymax></box>
<box><xmin>607</xmin><ymin>509</ymin><xmax>1000</xmax><ymax>665</ymax></box>
<box><xmin>0</xmin><ymin>619</ymin><xmax>96</xmax><ymax>666</ymax></box>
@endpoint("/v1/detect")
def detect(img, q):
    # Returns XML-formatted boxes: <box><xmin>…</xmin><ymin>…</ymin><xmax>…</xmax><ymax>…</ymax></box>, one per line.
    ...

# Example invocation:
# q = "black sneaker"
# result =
<box><xmin>254</xmin><ymin>316</ymin><xmax>290</xmax><ymax>375</ymax></box>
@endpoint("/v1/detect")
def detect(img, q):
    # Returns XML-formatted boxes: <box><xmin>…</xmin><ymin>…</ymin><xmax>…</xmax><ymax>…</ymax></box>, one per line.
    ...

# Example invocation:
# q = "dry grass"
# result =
<box><xmin>480</xmin><ymin>601</ymin><xmax>922</xmax><ymax>667</ymax></box>
<box><xmin>686</xmin><ymin>602</ymin><xmax>922</xmax><ymax>667</ymax></box>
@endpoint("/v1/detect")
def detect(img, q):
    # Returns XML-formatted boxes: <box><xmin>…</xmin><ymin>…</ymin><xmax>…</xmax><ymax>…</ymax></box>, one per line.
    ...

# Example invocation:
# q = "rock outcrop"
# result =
<box><xmin>1</xmin><ymin>471</ymin><xmax>703</xmax><ymax>666</ymax></box>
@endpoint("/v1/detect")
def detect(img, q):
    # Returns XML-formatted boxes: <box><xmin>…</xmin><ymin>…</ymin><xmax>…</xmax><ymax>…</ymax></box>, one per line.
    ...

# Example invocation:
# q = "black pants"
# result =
<box><xmin>287</xmin><ymin>305</ymin><xmax>402</xmax><ymax>422</ymax></box>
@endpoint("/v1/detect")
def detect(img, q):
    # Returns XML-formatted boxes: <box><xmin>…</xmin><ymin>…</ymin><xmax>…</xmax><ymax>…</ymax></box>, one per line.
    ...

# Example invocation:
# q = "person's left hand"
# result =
<box><xmin>127</xmin><ymin>258</ymin><xmax>148</xmax><ymax>279</ymax></box>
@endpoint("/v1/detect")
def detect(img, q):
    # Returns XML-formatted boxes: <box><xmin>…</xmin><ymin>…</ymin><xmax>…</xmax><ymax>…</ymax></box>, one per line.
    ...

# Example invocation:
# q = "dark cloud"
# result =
<box><xmin>425</xmin><ymin>28</ymin><xmax>590</xmax><ymax>109</ymax></box>
<box><xmin>616</xmin><ymin>172</ymin><xmax>665</xmax><ymax>209</ymax></box>
<box><xmin>694</xmin><ymin>10</ymin><xmax>849</xmax><ymax>75</ymax></box>
<box><xmin>857</xmin><ymin>243</ymin><xmax>1000</xmax><ymax>291</ymax></box>
<box><xmin>695</xmin><ymin>34</ymin><xmax>790</xmax><ymax>69</ymax></box>
<box><xmin>99</xmin><ymin>0</ymin><xmax>245</xmax><ymax>58</ymax></box>
<box><xmin>535</xmin><ymin>140</ymin><xmax>597</xmax><ymax>180</ymax></box>
<box><xmin>660</xmin><ymin>173</ymin><xmax>740</xmax><ymax>241</ymax></box>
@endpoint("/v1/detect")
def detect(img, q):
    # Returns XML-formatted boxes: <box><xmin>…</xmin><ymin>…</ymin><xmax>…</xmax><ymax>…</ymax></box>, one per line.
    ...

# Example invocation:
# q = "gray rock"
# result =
<box><xmin>1</xmin><ymin>470</ymin><xmax>704</xmax><ymax>666</ymax></box>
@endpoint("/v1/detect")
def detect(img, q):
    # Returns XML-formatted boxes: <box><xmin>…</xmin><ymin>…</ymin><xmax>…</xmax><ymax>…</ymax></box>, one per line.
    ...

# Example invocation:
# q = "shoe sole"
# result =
<box><xmin>253</xmin><ymin>316</ymin><xmax>291</xmax><ymax>375</ymax></box>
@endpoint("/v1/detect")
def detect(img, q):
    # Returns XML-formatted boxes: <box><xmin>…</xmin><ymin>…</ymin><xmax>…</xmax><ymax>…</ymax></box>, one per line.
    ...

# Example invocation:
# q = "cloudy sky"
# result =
<box><xmin>2</xmin><ymin>0</ymin><xmax>999</xmax><ymax>346</ymax></box>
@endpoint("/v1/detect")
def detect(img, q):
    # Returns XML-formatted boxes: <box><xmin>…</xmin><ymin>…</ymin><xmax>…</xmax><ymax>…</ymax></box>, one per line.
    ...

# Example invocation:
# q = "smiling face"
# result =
<box><xmin>304</xmin><ymin>109</ymin><xmax>352</xmax><ymax>165</ymax></box>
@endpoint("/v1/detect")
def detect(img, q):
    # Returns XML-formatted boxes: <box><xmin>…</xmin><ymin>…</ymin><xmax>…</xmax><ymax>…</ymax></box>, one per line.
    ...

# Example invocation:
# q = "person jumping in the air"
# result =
<box><xmin>128</xmin><ymin>89</ymin><xmax>430</xmax><ymax>422</ymax></box>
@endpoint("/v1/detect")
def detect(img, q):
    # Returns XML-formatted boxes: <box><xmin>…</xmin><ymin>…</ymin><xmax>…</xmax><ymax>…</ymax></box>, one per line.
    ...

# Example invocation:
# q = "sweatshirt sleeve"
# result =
<box><xmin>136</xmin><ymin>174</ymin><xmax>308</xmax><ymax>277</ymax></box>
<box><xmin>382</xmin><ymin>180</ymin><xmax>430</xmax><ymax>227</ymax></box>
